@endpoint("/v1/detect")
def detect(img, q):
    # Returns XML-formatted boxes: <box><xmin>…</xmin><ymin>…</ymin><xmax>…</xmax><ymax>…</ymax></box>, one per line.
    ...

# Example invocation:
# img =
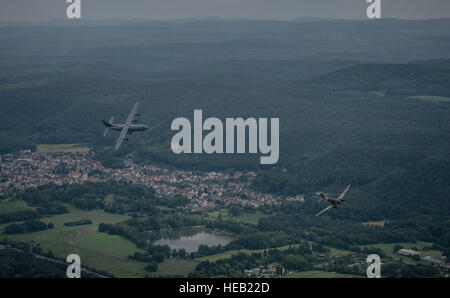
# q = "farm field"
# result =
<box><xmin>0</xmin><ymin>204</ymin><xmax>149</xmax><ymax>277</ymax></box>
<box><xmin>326</xmin><ymin>246</ymin><xmax>353</xmax><ymax>257</ymax></box>
<box><xmin>0</xmin><ymin>200</ymin><xmax>29</xmax><ymax>214</ymax></box>
<box><xmin>358</xmin><ymin>242</ymin><xmax>443</xmax><ymax>259</ymax></box>
<box><xmin>156</xmin><ymin>258</ymin><xmax>199</xmax><ymax>277</ymax></box>
<box><xmin>36</xmin><ymin>143</ymin><xmax>90</xmax><ymax>153</ymax></box>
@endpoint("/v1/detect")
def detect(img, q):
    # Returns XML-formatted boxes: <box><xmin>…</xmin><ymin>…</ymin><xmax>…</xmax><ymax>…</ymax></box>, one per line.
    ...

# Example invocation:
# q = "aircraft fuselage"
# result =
<box><xmin>327</xmin><ymin>197</ymin><xmax>343</xmax><ymax>206</ymax></box>
<box><xmin>109</xmin><ymin>123</ymin><xmax>148</xmax><ymax>133</ymax></box>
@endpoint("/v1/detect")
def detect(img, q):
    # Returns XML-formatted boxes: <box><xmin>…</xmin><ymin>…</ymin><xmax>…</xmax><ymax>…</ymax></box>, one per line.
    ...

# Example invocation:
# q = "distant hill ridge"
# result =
<box><xmin>307</xmin><ymin>59</ymin><xmax>450</xmax><ymax>97</ymax></box>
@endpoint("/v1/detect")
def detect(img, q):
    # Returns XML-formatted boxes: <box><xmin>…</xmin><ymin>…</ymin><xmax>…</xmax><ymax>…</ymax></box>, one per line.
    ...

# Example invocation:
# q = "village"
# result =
<box><xmin>0</xmin><ymin>150</ymin><xmax>304</xmax><ymax>211</ymax></box>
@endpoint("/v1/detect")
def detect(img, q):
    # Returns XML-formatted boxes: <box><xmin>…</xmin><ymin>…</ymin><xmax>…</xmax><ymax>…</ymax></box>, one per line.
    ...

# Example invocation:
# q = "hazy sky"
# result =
<box><xmin>0</xmin><ymin>0</ymin><xmax>449</xmax><ymax>22</ymax></box>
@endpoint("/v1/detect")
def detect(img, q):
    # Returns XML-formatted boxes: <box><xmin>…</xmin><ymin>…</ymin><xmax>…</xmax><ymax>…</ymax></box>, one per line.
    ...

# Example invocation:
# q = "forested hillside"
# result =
<box><xmin>1</xmin><ymin>19</ymin><xmax>449</xmax><ymax>224</ymax></box>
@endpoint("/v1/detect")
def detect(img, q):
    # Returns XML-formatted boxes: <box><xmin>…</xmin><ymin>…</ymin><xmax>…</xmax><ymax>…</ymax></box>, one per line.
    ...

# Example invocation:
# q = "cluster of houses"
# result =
<box><xmin>0</xmin><ymin>150</ymin><xmax>104</xmax><ymax>191</ymax></box>
<box><xmin>0</xmin><ymin>150</ymin><xmax>305</xmax><ymax>211</ymax></box>
<box><xmin>244</xmin><ymin>263</ymin><xmax>284</xmax><ymax>277</ymax></box>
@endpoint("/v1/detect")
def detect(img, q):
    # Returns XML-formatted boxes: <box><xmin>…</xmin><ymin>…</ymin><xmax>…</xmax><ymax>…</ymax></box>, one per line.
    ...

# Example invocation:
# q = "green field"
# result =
<box><xmin>36</xmin><ymin>143</ymin><xmax>90</xmax><ymax>153</ymax></box>
<box><xmin>360</xmin><ymin>242</ymin><xmax>442</xmax><ymax>255</ymax></box>
<box><xmin>156</xmin><ymin>258</ymin><xmax>199</xmax><ymax>277</ymax></box>
<box><xmin>419</xmin><ymin>249</ymin><xmax>444</xmax><ymax>258</ymax></box>
<box><xmin>358</xmin><ymin>242</ymin><xmax>443</xmax><ymax>265</ymax></box>
<box><xmin>326</xmin><ymin>246</ymin><xmax>353</xmax><ymax>256</ymax></box>
<box><xmin>0</xmin><ymin>204</ymin><xmax>149</xmax><ymax>277</ymax></box>
<box><xmin>0</xmin><ymin>200</ymin><xmax>29</xmax><ymax>214</ymax></box>
<box><xmin>284</xmin><ymin>270</ymin><xmax>360</xmax><ymax>278</ymax></box>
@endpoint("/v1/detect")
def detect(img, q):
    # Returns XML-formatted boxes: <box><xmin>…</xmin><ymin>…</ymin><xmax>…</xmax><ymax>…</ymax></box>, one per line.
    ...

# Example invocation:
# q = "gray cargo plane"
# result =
<box><xmin>314</xmin><ymin>185</ymin><xmax>351</xmax><ymax>216</ymax></box>
<box><xmin>102</xmin><ymin>102</ymin><xmax>148</xmax><ymax>150</ymax></box>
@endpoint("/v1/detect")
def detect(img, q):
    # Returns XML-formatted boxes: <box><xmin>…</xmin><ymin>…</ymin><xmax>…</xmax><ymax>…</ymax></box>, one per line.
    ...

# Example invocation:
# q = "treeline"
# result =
<box><xmin>128</xmin><ymin>244</ymin><xmax>172</xmax><ymax>272</ymax></box>
<box><xmin>382</xmin><ymin>262</ymin><xmax>440</xmax><ymax>278</ymax></box>
<box><xmin>3</xmin><ymin>220</ymin><xmax>49</xmax><ymax>234</ymax></box>
<box><xmin>99</xmin><ymin>222</ymin><xmax>148</xmax><ymax>247</ymax></box>
<box><xmin>190</xmin><ymin>244</ymin><xmax>226</xmax><ymax>259</ymax></box>
<box><xmin>190</xmin><ymin>242</ymin><xmax>440</xmax><ymax>278</ymax></box>
<box><xmin>189</xmin><ymin>242</ymin><xmax>315</xmax><ymax>278</ymax></box>
<box><xmin>0</xmin><ymin>209</ymin><xmax>42</xmax><ymax>224</ymax></box>
<box><xmin>64</xmin><ymin>219</ymin><xmax>92</xmax><ymax>227</ymax></box>
<box><xmin>0</xmin><ymin>133</ymin><xmax>36</xmax><ymax>155</ymax></box>
<box><xmin>231</xmin><ymin>232</ymin><xmax>298</xmax><ymax>250</ymax></box>
<box><xmin>309</xmin><ymin>61</ymin><xmax>450</xmax><ymax>97</ymax></box>
<box><xmin>0</xmin><ymin>248</ymin><xmax>66</xmax><ymax>278</ymax></box>
<box><xmin>254</xmin><ymin>201</ymin><xmax>450</xmax><ymax>249</ymax></box>
<box><xmin>7</xmin><ymin>181</ymin><xmax>157</xmax><ymax>214</ymax></box>
<box><xmin>6</xmin><ymin>182</ymin><xmax>192</xmax><ymax>221</ymax></box>
<box><xmin>186</xmin><ymin>201</ymin><xmax>449</xmax><ymax>253</ymax></box>
<box><xmin>205</xmin><ymin>218</ymin><xmax>255</xmax><ymax>235</ymax></box>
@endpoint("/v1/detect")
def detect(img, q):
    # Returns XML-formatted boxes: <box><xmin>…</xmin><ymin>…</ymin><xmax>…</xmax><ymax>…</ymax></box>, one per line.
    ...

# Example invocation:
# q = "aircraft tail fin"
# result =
<box><xmin>103</xmin><ymin>116</ymin><xmax>114</xmax><ymax>136</ymax></box>
<box><xmin>319</xmin><ymin>192</ymin><xmax>326</xmax><ymax>201</ymax></box>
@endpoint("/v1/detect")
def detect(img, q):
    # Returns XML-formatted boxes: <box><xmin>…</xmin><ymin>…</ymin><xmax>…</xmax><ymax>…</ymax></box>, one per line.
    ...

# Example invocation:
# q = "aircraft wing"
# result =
<box><xmin>114</xmin><ymin>102</ymin><xmax>139</xmax><ymax>151</ymax></box>
<box><xmin>314</xmin><ymin>205</ymin><xmax>334</xmax><ymax>217</ymax></box>
<box><xmin>337</xmin><ymin>185</ymin><xmax>351</xmax><ymax>200</ymax></box>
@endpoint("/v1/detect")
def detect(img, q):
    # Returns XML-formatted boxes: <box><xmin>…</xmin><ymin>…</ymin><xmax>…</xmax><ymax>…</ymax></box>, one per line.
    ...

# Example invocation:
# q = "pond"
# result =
<box><xmin>154</xmin><ymin>228</ymin><xmax>235</xmax><ymax>253</ymax></box>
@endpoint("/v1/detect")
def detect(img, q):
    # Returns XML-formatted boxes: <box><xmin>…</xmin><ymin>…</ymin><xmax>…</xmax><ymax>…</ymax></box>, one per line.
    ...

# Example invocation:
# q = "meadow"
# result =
<box><xmin>156</xmin><ymin>258</ymin><xmax>199</xmax><ymax>277</ymax></box>
<box><xmin>0</xmin><ymin>200</ymin><xmax>29</xmax><ymax>214</ymax></box>
<box><xmin>0</xmin><ymin>204</ymin><xmax>150</xmax><ymax>277</ymax></box>
<box><xmin>36</xmin><ymin>143</ymin><xmax>90</xmax><ymax>153</ymax></box>
<box><xmin>0</xmin><ymin>202</ymin><xmax>208</xmax><ymax>277</ymax></box>
<box><xmin>358</xmin><ymin>242</ymin><xmax>443</xmax><ymax>260</ymax></box>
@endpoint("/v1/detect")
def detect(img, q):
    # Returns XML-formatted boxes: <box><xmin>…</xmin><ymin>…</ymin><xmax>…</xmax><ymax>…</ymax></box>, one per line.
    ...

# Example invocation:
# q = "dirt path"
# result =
<box><xmin>69</xmin><ymin>229</ymin><xmax>81</xmax><ymax>245</ymax></box>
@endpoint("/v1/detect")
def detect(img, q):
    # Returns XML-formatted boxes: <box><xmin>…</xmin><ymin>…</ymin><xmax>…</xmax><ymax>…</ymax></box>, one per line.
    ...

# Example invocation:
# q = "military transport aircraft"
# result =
<box><xmin>314</xmin><ymin>185</ymin><xmax>351</xmax><ymax>216</ymax></box>
<box><xmin>102</xmin><ymin>101</ymin><xmax>148</xmax><ymax>150</ymax></box>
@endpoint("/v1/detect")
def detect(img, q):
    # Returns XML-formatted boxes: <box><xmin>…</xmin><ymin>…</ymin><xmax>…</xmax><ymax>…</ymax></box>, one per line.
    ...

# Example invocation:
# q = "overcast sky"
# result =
<box><xmin>0</xmin><ymin>0</ymin><xmax>449</xmax><ymax>22</ymax></box>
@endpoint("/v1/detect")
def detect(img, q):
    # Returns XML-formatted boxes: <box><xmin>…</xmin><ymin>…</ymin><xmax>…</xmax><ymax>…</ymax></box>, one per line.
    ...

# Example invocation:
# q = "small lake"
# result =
<box><xmin>154</xmin><ymin>229</ymin><xmax>235</xmax><ymax>253</ymax></box>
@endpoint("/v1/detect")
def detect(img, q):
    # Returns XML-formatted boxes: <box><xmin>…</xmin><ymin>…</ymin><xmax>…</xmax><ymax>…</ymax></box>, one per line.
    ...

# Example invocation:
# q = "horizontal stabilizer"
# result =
<box><xmin>103</xmin><ymin>116</ymin><xmax>114</xmax><ymax>136</ymax></box>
